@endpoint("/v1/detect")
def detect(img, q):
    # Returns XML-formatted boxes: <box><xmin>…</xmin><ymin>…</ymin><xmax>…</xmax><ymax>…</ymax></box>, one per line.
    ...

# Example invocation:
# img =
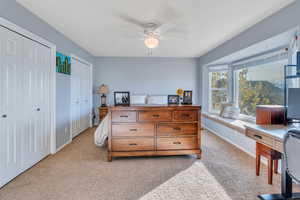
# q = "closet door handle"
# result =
<box><xmin>2</xmin><ymin>114</ymin><xmax>7</xmax><ymax>118</ymax></box>
<box><xmin>37</xmin><ymin>108</ymin><xmax>41</xmax><ymax>112</ymax></box>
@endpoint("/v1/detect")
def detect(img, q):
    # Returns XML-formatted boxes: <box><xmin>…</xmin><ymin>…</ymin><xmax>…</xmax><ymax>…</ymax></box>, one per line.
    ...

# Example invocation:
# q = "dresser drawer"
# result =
<box><xmin>112</xmin><ymin>123</ymin><xmax>155</xmax><ymax>137</ymax></box>
<box><xmin>112</xmin><ymin>138</ymin><xmax>154</xmax><ymax>151</ymax></box>
<box><xmin>246</xmin><ymin>129</ymin><xmax>274</xmax><ymax>147</ymax></box>
<box><xmin>174</xmin><ymin>110</ymin><xmax>198</xmax><ymax>122</ymax></box>
<box><xmin>157</xmin><ymin>123</ymin><xmax>197</xmax><ymax>136</ymax></box>
<box><xmin>138</xmin><ymin>111</ymin><xmax>172</xmax><ymax>122</ymax></box>
<box><xmin>112</xmin><ymin>111</ymin><xmax>136</xmax><ymax>123</ymax></box>
<box><xmin>157</xmin><ymin>136</ymin><xmax>198</xmax><ymax>150</ymax></box>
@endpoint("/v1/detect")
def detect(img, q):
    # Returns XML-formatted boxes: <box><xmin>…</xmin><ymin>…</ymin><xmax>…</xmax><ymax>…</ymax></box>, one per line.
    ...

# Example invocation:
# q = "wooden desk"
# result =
<box><xmin>245</xmin><ymin>124</ymin><xmax>300</xmax><ymax>200</ymax></box>
<box><xmin>245</xmin><ymin>124</ymin><xmax>290</xmax><ymax>153</ymax></box>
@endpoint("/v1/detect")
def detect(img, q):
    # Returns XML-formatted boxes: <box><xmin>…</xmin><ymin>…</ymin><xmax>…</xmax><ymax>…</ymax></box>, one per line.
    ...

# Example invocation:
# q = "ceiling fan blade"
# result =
<box><xmin>158</xmin><ymin>3</ymin><xmax>181</xmax><ymax>24</ymax></box>
<box><xmin>156</xmin><ymin>22</ymin><xmax>175</xmax><ymax>34</ymax></box>
<box><xmin>154</xmin><ymin>4</ymin><xmax>185</xmax><ymax>34</ymax></box>
<box><xmin>116</xmin><ymin>14</ymin><xmax>145</xmax><ymax>29</ymax></box>
<box><xmin>121</xmin><ymin>33</ymin><xmax>145</xmax><ymax>40</ymax></box>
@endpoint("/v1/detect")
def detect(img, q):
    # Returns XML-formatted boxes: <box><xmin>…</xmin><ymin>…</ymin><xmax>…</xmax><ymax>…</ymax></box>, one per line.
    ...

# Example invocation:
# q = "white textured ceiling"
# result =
<box><xmin>17</xmin><ymin>0</ymin><xmax>294</xmax><ymax>57</ymax></box>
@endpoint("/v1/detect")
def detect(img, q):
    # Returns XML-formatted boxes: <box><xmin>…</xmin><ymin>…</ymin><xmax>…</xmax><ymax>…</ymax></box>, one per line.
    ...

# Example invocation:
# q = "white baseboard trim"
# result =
<box><xmin>54</xmin><ymin>139</ymin><xmax>72</xmax><ymax>154</ymax></box>
<box><xmin>203</xmin><ymin>125</ymin><xmax>268</xmax><ymax>166</ymax></box>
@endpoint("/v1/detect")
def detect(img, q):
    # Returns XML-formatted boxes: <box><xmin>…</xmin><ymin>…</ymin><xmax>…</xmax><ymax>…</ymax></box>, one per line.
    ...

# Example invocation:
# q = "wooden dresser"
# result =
<box><xmin>108</xmin><ymin>105</ymin><xmax>201</xmax><ymax>161</ymax></box>
<box><xmin>98</xmin><ymin>107</ymin><xmax>108</xmax><ymax>122</ymax></box>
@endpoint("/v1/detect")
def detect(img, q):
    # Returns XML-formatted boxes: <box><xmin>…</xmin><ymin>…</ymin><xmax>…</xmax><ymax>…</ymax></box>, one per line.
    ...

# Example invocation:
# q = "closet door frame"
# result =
<box><xmin>0</xmin><ymin>17</ymin><xmax>57</xmax><ymax>154</ymax></box>
<box><xmin>70</xmin><ymin>54</ymin><xmax>93</xmax><ymax>140</ymax></box>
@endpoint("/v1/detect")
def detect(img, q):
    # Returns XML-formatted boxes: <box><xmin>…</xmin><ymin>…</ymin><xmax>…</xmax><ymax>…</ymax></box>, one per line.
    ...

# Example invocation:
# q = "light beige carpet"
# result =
<box><xmin>0</xmin><ymin>128</ymin><xmax>298</xmax><ymax>200</ymax></box>
<box><xmin>140</xmin><ymin>162</ymin><xmax>232</xmax><ymax>200</ymax></box>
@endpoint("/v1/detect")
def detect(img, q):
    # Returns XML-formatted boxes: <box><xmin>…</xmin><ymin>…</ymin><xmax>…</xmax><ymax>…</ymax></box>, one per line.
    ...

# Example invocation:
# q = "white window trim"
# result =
<box><xmin>208</xmin><ymin>69</ymin><xmax>230</xmax><ymax>113</ymax></box>
<box><xmin>204</xmin><ymin>46</ymin><xmax>293</xmax><ymax>120</ymax></box>
<box><xmin>234</xmin><ymin>58</ymin><xmax>288</xmax><ymax>118</ymax></box>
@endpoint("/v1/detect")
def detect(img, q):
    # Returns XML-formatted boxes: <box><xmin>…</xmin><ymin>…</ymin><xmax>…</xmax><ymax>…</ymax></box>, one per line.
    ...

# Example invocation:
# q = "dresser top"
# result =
<box><xmin>109</xmin><ymin>104</ymin><xmax>201</xmax><ymax>111</ymax></box>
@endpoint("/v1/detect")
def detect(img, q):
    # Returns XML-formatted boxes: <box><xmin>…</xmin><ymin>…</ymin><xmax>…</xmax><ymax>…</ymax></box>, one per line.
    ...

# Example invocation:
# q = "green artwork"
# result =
<box><xmin>56</xmin><ymin>52</ymin><xmax>71</xmax><ymax>75</ymax></box>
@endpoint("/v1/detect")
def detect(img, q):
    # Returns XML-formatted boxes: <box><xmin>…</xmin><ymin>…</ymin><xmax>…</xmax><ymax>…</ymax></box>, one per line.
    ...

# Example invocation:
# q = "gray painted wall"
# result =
<box><xmin>56</xmin><ymin>74</ymin><xmax>71</xmax><ymax>149</ymax></box>
<box><xmin>199</xmin><ymin>1</ymin><xmax>300</xmax><ymax>66</ymax></box>
<box><xmin>1</xmin><ymin>0</ymin><xmax>94</xmax><ymax>150</ymax></box>
<box><xmin>93</xmin><ymin>57</ymin><xmax>199</xmax><ymax>106</ymax></box>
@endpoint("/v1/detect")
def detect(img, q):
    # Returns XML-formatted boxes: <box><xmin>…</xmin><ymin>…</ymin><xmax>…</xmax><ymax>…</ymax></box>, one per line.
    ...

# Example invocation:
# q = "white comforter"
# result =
<box><xmin>94</xmin><ymin>115</ymin><xmax>109</xmax><ymax>147</ymax></box>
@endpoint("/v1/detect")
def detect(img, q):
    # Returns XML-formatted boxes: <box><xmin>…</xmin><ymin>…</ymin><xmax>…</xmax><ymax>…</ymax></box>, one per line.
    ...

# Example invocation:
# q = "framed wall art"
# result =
<box><xmin>56</xmin><ymin>52</ymin><xmax>71</xmax><ymax>75</ymax></box>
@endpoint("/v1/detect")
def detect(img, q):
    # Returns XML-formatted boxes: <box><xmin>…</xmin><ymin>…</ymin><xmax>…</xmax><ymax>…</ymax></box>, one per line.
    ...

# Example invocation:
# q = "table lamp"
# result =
<box><xmin>97</xmin><ymin>84</ymin><xmax>109</xmax><ymax>107</ymax></box>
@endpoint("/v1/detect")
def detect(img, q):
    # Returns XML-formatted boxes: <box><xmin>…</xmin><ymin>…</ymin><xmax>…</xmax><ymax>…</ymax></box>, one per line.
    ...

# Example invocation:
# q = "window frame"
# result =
<box><xmin>233</xmin><ymin>58</ymin><xmax>288</xmax><ymax>119</ymax></box>
<box><xmin>208</xmin><ymin>69</ymin><xmax>230</xmax><ymax>113</ymax></box>
<box><xmin>205</xmin><ymin>47</ymin><xmax>290</xmax><ymax>121</ymax></box>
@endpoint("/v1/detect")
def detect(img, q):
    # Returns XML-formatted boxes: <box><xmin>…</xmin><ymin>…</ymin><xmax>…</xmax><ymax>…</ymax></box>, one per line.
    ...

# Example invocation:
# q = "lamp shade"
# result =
<box><xmin>97</xmin><ymin>84</ymin><xmax>109</xmax><ymax>94</ymax></box>
<box><xmin>144</xmin><ymin>36</ymin><xmax>159</xmax><ymax>49</ymax></box>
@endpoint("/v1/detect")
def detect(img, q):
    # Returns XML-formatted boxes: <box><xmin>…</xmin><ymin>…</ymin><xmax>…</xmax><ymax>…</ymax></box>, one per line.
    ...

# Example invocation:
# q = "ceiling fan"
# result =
<box><xmin>116</xmin><ymin>6</ymin><xmax>187</xmax><ymax>54</ymax></box>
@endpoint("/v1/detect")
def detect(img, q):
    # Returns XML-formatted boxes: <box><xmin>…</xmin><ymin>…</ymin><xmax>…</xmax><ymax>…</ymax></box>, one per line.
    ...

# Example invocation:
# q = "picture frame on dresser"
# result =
<box><xmin>114</xmin><ymin>91</ymin><xmax>130</xmax><ymax>106</ymax></box>
<box><xmin>182</xmin><ymin>91</ymin><xmax>193</xmax><ymax>105</ymax></box>
<box><xmin>168</xmin><ymin>95</ymin><xmax>179</xmax><ymax>105</ymax></box>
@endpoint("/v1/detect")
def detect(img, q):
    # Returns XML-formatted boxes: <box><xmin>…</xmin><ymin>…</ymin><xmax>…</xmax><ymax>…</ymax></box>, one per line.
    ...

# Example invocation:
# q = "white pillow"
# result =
<box><xmin>131</xmin><ymin>95</ymin><xmax>147</xmax><ymax>104</ymax></box>
<box><xmin>220</xmin><ymin>103</ymin><xmax>240</xmax><ymax>119</ymax></box>
<box><xmin>147</xmin><ymin>95</ymin><xmax>168</xmax><ymax>105</ymax></box>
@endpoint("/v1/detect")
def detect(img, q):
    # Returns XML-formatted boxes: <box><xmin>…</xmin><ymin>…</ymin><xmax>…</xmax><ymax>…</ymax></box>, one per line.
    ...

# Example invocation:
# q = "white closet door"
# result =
<box><xmin>22</xmin><ymin>38</ymin><xmax>40</xmax><ymax>167</ymax></box>
<box><xmin>71</xmin><ymin>58</ymin><xmax>91</xmax><ymax>138</ymax></box>
<box><xmin>71</xmin><ymin>59</ymin><xmax>81</xmax><ymax>137</ymax></box>
<box><xmin>22</xmin><ymin>37</ymin><xmax>51</xmax><ymax>169</ymax></box>
<box><xmin>0</xmin><ymin>26</ymin><xmax>51</xmax><ymax>188</ymax></box>
<box><xmin>37</xmin><ymin>44</ymin><xmax>51</xmax><ymax>159</ymax></box>
<box><xmin>0</xmin><ymin>27</ymin><xmax>23</xmax><ymax>187</ymax></box>
<box><xmin>80</xmin><ymin>64</ymin><xmax>90</xmax><ymax>131</ymax></box>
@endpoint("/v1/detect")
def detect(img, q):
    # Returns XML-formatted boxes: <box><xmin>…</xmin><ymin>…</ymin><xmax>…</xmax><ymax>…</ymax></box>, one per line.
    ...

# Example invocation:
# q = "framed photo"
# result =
<box><xmin>182</xmin><ymin>91</ymin><xmax>193</xmax><ymax>105</ymax></box>
<box><xmin>168</xmin><ymin>95</ymin><xmax>179</xmax><ymax>105</ymax></box>
<box><xmin>114</xmin><ymin>92</ymin><xmax>130</xmax><ymax>106</ymax></box>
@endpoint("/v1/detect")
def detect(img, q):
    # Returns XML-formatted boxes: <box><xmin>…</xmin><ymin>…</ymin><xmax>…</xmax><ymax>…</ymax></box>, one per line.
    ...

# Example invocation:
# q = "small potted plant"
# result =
<box><xmin>176</xmin><ymin>88</ymin><xmax>184</xmax><ymax>104</ymax></box>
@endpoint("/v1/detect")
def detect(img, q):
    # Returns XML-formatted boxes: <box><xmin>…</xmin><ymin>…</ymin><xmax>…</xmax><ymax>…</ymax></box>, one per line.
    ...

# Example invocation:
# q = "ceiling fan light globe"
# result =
<box><xmin>144</xmin><ymin>36</ymin><xmax>160</xmax><ymax>49</ymax></box>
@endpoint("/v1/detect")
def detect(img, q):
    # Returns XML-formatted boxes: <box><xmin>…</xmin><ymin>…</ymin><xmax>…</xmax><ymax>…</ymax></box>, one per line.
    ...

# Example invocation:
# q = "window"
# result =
<box><xmin>205</xmin><ymin>47</ymin><xmax>289</xmax><ymax>118</ymax></box>
<box><xmin>209</xmin><ymin>71</ymin><xmax>229</xmax><ymax>113</ymax></box>
<box><xmin>234</xmin><ymin>60</ymin><xmax>286</xmax><ymax>117</ymax></box>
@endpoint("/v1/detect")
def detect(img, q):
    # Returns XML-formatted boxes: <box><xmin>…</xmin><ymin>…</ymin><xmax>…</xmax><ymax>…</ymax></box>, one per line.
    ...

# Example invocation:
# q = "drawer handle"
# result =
<box><xmin>182</xmin><ymin>114</ymin><xmax>190</xmax><ymax>117</ymax></box>
<box><xmin>129</xmin><ymin>143</ymin><xmax>137</xmax><ymax>146</ymax></box>
<box><xmin>2</xmin><ymin>114</ymin><xmax>7</xmax><ymax>118</ymax></box>
<box><xmin>173</xmin><ymin>127</ymin><xmax>181</xmax><ymax>131</ymax></box>
<box><xmin>120</xmin><ymin>115</ymin><xmax>128</xmax><ymax>118</ymax></box>
<box><xmin>152</xmin><ymin>114</ymin><xmax>160</xmax><ymax>118</ymax></box>
<box><xmin>254</xmin><ymin>134</ymin><xmax>263</xmax><ymax>140</ymax></box>
<box><xmin>173</xmin><ymin>142</ymin><xmax>181</xmax><ymax>145</ymax></box>
<box><xmin>129</xmin><ymin>129</ymin><xmax>138</xmax><ymax>132</ymax></box>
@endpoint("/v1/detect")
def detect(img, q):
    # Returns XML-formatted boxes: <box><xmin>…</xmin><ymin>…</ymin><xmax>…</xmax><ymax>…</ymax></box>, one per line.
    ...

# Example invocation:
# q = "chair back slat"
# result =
<box><xmin>284</xmin><ymin>129</ymin><xmax>300</xmax><ymax>185</ymax></box>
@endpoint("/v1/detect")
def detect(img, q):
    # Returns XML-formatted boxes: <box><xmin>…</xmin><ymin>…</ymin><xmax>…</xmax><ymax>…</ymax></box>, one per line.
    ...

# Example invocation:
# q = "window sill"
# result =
<box><xmin>202</xmin><ymin>112</ymin><xmax>255</xmax><ymax>134</ymax></box>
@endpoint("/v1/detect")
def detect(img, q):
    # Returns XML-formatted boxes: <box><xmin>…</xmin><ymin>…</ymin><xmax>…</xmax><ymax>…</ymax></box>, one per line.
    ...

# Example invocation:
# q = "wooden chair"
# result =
<box><xmin>256</xmin><ymin>142</ymin><xmax>282</xmax><ymax>185</ymax></box>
